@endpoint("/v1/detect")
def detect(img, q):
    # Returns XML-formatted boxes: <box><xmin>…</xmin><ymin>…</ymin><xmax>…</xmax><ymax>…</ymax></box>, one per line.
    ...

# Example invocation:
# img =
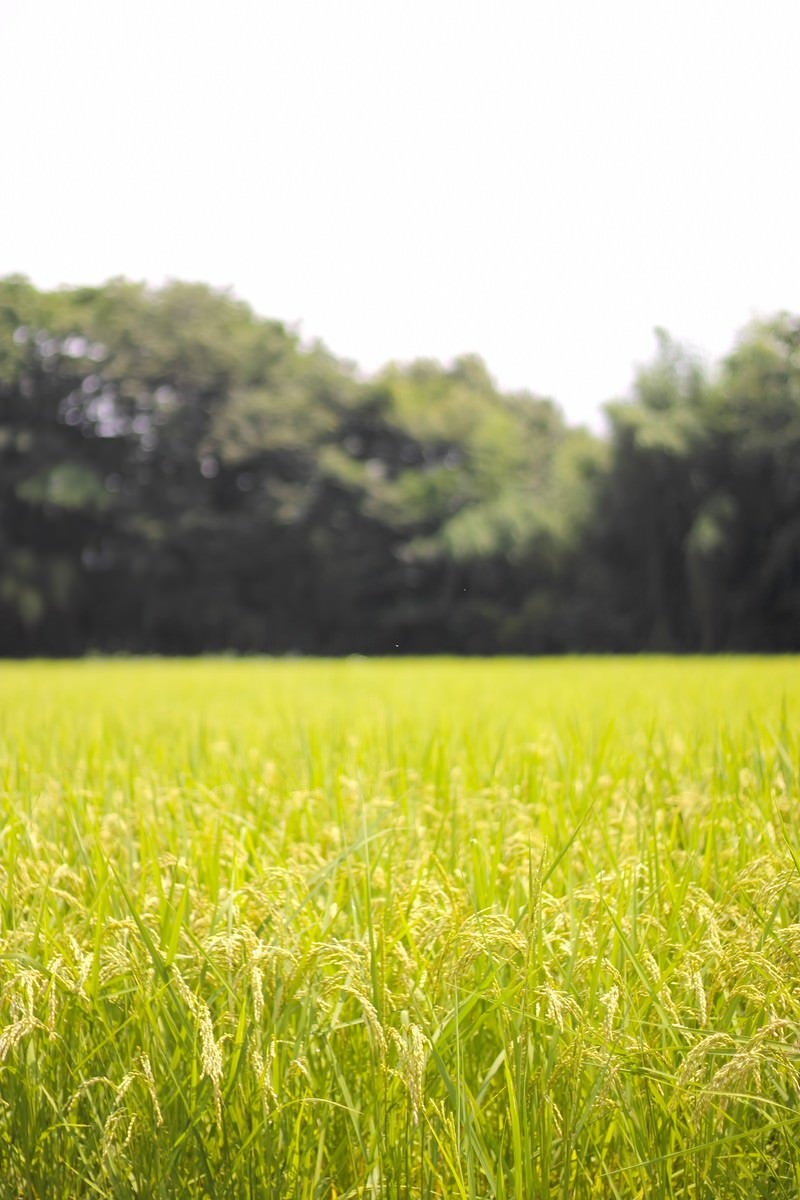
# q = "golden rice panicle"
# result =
<box><xmin>250</xmin><ymin>960</ymin><xmax>264</xmax><ymax>1023</ymax></box>
<box><xmin>172</xmin><ymin>967</ymin><xmax>224</xmax><ymax>1124</ymax></box>
<box><xmin>249</xmin><ymin>1034</ymin><xmax>278</xmax><ymax>1110</ymax></box>
<box><xmin>197</xmin><ymin>1002</ymin><xmax>224</xmax><ymax>1124</ymax></box>
<box><xmin>676</xmin><ymin>1032</ymin><xmax>736</xmax><ymax>1091</ymax></box>
<box><xmin>601</xmin><ymin>984</ymin><xmax>620</xmax><ymax>1041</ymax></box>
<box><xmin>389</xmin><ymin>1019</ymin><xmax>430</xmax><ymax>1126</ymax></box>
<box><xmin>693</xmin><ymin>969</ymin><xmax>708</xmax><ymax>1026</ymax></box>
<box><xmin>138</xmin><ymin>1052</ymin><xmax>163</xmax><ymax>1127</ymax></box>
<box><xmin>0</xmin><ymin>970</ymin><xmax>43</xmax><ymax>1062</ymax></box>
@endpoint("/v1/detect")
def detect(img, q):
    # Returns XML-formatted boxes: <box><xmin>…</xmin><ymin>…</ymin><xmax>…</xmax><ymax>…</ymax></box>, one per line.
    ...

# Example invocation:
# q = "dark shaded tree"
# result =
<box><xmin>4</xmin><ymin>275</ymin><xmax>800</xmax><ymax>656</ymax></box>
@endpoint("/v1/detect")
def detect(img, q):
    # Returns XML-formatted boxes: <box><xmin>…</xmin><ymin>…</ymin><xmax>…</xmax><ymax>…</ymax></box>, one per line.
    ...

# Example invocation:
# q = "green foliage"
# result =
<box><xmin>2</xmin><ymin>276</ymin><xmax>800</xmax><ymax>653</ymax></box>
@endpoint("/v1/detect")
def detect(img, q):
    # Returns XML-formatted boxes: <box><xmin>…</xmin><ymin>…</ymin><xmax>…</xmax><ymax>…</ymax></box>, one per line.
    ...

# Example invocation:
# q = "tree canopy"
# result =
<box><xmin>2</xmin><ymin>276</ymin><xmax>798</xmax><ymax>654</ymax></box>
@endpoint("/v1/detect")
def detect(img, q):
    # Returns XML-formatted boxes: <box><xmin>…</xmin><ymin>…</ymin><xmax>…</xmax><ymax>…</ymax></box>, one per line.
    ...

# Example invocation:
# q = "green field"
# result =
<box><xmin>1</xmin><ymin>658</ymin><xmax>800</xmax><ymax>1198</ymax></box>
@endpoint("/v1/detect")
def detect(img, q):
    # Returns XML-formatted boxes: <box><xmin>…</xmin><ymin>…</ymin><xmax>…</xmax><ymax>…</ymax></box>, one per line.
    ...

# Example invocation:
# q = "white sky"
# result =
<box><xmin>2</xmin><ymin>0</ymin><xmax>799</xmax><ymax>427</ymax></box>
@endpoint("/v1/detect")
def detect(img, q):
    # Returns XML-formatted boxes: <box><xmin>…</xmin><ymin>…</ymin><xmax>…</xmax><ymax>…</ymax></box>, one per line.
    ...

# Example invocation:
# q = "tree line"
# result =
<box><xmin>2</xmin><ymin>275</ymin><xmax>799</xmax><ymax>655</ymax></box>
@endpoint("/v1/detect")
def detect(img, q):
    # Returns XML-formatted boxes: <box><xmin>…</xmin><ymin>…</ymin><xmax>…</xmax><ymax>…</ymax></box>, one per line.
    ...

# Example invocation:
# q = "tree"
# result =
<box><xmin>703</xmin><ymin>314</ymin><xmax>800</xmax><ymax>648</ymax></box>
<box><xmin>586</xmin><ymin>330</ymin><xmax>710</xmax><ymax>650</ymax></box>
<box><xmin>5</xmin><ymin>275</ymin><xmax>800</xmax><ymax>655</ymax></box>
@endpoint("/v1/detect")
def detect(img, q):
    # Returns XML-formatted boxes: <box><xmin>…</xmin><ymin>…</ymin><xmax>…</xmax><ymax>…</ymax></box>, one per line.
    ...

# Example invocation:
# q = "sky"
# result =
<box><xmin>2</xmin><ymin>0</ymin><xmax>800</xmax><ymax>427</ymax></box>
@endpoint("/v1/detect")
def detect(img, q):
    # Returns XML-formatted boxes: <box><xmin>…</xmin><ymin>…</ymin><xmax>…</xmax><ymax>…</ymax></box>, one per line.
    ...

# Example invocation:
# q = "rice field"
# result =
<box><xmin>1</xmin><ymin>657</ymin><xmax>800</xmax><ymax>1199</ymax></box>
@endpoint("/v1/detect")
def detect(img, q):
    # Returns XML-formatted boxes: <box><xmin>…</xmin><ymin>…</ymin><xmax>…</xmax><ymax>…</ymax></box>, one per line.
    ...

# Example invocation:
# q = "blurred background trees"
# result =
<box><xmin>2</xmin><ymin>276</ymin><xmax>798</xmax><ymax>655</ymax></box>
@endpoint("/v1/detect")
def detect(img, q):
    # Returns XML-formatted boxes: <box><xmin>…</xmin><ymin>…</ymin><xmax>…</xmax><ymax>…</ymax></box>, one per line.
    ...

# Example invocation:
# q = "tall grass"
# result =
<box><xmin>1</xmin><ymin>658</ymin><xmax>799</xmax><ymax>1197</ymax></box>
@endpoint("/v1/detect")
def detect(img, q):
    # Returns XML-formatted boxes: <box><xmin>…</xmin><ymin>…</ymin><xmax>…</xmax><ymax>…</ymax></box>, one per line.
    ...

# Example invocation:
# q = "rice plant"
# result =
<box><xmin>1</xmin><ymin>657</ymin><xmax>799</xmax><ymax>1198</ymax></box>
